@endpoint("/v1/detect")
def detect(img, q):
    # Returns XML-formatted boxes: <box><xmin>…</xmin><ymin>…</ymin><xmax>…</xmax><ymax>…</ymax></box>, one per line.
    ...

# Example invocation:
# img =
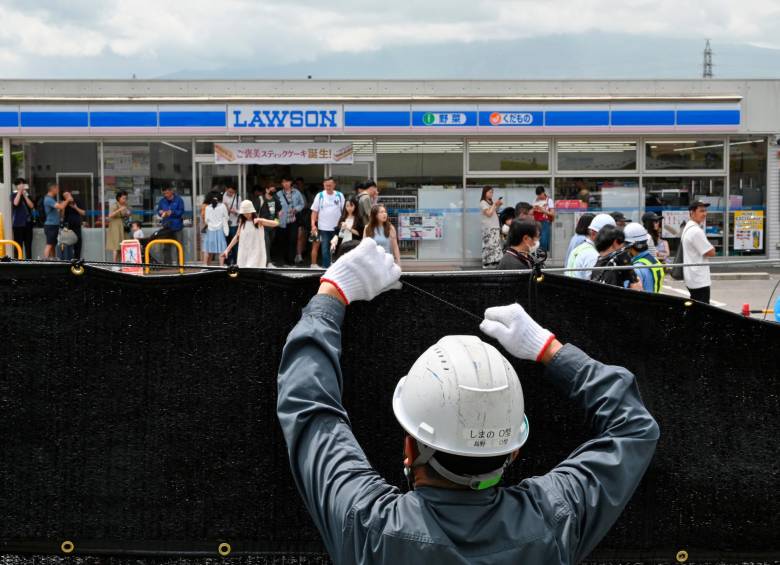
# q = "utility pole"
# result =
<box><xmin>703</xmin><ymin>39</ymin><xmax>713</xmax><ymax>79</ymax></box>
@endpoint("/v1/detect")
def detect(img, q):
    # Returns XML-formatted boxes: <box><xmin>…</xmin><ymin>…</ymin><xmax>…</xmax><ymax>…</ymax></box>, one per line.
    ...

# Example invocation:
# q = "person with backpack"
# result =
<box><xmin>41</xmin><ymin>183</ymin><xmax>70</xmax><ymax>259</ymax></box>
<box><xmin>310</xmin><ymin>177</ymin><xmax>345</xmax><ymax>269</ymax></box>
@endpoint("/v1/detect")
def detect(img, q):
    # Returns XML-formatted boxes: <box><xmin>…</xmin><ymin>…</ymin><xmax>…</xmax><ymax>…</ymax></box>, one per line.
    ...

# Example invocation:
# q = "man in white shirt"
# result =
<box><xmin>681</xmin><ymin>200</ymin><xmax>716</xmax><ymax>304</ymax></box>
<box><xmin>566</xmin><ymin>213</ymin><xmax>616</xmax><ymax>280</ymax></box>
<box><xmin>222</xmin><ymin>184</ymin><xmax>241</xmax><ymax>266</ymax></box>
<box><xmin>310</xmin><ymin>177</ymin><xmax>345</xmax><ymax>268</ymax></box>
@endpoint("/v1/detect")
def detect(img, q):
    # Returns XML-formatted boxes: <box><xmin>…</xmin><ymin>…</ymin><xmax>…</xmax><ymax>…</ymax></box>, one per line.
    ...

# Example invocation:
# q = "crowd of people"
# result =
<box><xmin>196</xmin><ymin>176</ymin><xmax>397</xmax><ymax>269</ymax></box>
<box><xmin>487</xmin><ymin>184</ymin><xmax>714</xmax><ymax>304</ymax></box>
<box><xmin>8</xmin><ymin>177</ymin><xmax>715</xmax><ymax>302</ymax></box>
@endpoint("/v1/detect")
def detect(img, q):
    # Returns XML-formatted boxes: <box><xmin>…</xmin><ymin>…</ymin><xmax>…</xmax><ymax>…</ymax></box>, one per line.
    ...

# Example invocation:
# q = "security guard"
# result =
<box><xmin>277</xmin><ymin>237</ymin><xmax>659</xmax><ymax>564</ymax></box>
<box><xmin>625</xmin><ymin>222</ymin><xmax>665</xmax><ymax>293</ymax></box>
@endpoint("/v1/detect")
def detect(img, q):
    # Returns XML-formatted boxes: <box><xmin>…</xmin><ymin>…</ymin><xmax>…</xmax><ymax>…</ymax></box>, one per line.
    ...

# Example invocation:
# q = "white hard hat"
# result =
<box><xmin>394</xmin><ymin>334</ymin><xmax>528</xmax><ymax>454</ymax></box>
<box><xmin>588</xmin><ymin>213</ymin><xmax>616</xmax><ymax>233</ymax></box>
<box><xmin>623</xmin><ymin>222</ymin><xmax>649</xmax><ymax>243</ymax></box>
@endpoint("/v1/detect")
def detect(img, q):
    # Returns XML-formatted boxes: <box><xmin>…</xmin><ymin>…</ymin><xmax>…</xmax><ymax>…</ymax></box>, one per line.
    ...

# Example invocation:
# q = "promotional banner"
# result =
<box><xmin>733</xmin><ymin>210</ymin><xmax>764</xmax><ymax>250</ymax></box>
<box><xmin>214</xmin><ymin>142</ymin><xmax>353</xmax><ymax>165</ymax></box>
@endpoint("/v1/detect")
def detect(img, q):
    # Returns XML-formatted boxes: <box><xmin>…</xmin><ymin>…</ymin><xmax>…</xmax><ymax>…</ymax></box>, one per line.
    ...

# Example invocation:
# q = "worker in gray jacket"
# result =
<box><xmin>277</xmin><ymin>237</ymin><xmax>659</xmax><ymax>564</ymax></box>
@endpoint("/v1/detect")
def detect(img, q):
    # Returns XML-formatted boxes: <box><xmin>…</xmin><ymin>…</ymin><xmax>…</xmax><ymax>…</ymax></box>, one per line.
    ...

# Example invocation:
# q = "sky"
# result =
<box><xmin>1</xmin><ymin>0</ymin><xmax>780</xmax><ymax>79</ymax></box>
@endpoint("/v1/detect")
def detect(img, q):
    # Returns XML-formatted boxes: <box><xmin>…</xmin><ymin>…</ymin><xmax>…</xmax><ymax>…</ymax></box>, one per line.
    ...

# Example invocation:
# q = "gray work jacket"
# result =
<box><xmin>277</xmin><ymin>295</ymin><xmax>659</xmax><ymax>564</ymax></box>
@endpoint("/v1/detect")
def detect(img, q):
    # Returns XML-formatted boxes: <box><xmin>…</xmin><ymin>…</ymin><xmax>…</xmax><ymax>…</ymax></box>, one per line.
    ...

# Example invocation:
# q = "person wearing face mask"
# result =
<box><xmin>497</xmin><ymin>220</ymin><xmax>540</xmax><ymax>270</ymax></box>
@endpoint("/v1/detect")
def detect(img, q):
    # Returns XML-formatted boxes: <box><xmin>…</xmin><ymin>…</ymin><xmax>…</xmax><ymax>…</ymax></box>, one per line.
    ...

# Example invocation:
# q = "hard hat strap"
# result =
<box><xmin>413</xmin><ymin>441</ymin><xmax>511</xmax><ymax>491</ymax></box>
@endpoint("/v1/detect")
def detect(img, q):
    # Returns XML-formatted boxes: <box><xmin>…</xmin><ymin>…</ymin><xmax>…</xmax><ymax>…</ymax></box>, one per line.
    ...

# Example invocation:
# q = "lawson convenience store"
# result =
<box><xmin>0</xmin><ymin>79</ymin><xmax>777</xmax><ymax>266</ymax></box>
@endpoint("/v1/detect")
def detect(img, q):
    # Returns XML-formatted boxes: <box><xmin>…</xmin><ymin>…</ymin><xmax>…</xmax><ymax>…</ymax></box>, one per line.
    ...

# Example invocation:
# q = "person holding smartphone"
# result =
<box><xmin>479</xmin><ymin>185</ymin><xmax>503</xmax><ymax>268</ymax></box>
<box><xmin>10</xmin><ymin>178</ymin><xmax>35</xmax><ymax>259</ymax></box>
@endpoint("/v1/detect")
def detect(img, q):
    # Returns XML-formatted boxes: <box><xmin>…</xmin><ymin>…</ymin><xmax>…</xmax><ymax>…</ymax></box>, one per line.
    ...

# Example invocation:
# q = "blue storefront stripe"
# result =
<box><xmin>344</xmin><ymin>111</ymin><xmax>410</xmax><ymax>127</ymax></box>
<box><xmin>676</xmin><ymin>109</ymin><xmax>740</xmax><ymax>126</ymax></box>
<box><xmin>159</xmin><ymin>111</ymin><xmax>226</xmax><ymax>127</ymax></box>
<box><xmin>0</xmin><ymin>112</ymin><xmax>19</xmax><ymax>127</ymax></box>
<box><xmin>21</xmin><ymin>111</ymin><xmax>89</xmax><ymax>128</ymax></box>
<box><xmin>611</xmin><ymin>110</ymin><xmax>675</xmax><ymax>126</ymax></box>
<box><xmin>91</xmin><ymin>111</ymin><xmax>158</xmax><ymax>127</ymax></box>
<box><xmin>545</xmin><ymin>111</ymin><xmax>610</xmax><ymax>126</ymax></box>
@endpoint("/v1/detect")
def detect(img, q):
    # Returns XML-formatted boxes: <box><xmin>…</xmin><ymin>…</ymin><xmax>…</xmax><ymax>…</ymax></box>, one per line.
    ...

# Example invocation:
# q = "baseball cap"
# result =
<box><xmin>642</xmin><ymin>211</ymin><xmax>662</xmax><ymax>223</ymax></box>
<box><xmin>688</xmin><ymin>200</ymin><xmax>711</xmax><ymax>211</ymax></box>
<box><xmin>624</xmin><ymin>222</ymin><xmax>650</xmax><ymax>244</ymax></box>
<box><xmin>588</xmin><ymin>213</ymin><xmax>617</xmax><ymax>233</ymax></box>
<box><xmin>610</xmin><ymin>211</ymin><xmax>627</xmax><ymax>223</ymax></box>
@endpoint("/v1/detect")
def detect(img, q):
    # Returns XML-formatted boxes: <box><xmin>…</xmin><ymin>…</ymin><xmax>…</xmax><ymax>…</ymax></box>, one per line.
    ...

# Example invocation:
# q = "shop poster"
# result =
<box><xmin>398</xmin><ymin>213</ymin><xmax>444</xmax><ymax>240</ymax></box>
<box><xmin>733</xmin><ymin>210</ymin><xmax>764</xmax><ymax>251</ymax></box>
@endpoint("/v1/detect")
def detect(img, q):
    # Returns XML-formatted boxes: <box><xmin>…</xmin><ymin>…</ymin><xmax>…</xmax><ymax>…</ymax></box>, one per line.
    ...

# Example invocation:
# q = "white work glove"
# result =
<box><xmin>480</xmin><ymin>303</ymin><xmax>555</xmax><ymax>362</ymax></box>
<box><xmin>320</xmin><ymin>238</ymin><xmax>401</xmax><ymax>304</ymax></box>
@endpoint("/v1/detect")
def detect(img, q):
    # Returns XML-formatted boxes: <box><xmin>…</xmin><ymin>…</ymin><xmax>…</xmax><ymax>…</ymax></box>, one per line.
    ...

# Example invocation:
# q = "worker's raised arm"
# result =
<box><xmin>277</xmin><ymin>238</ymin><xmax>402</xmax><ymax>560</ymax></box>
<box><xmin>480</xmin><ymin>304</ymin><xmax>659</xmax><ymax>564</ymax></box>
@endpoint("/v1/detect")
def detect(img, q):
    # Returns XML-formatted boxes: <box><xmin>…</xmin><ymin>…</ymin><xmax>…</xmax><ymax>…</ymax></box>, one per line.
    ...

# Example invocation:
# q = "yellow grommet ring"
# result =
<box><xmin>61</xmin><ymin>540</ymin><xmax>75</xmax><ymax>554</ymax></box>
<box><xmin>676</xmin><ymin>549</ymin><xmax>689</xmax><ymax>563</ymax></box>
<box><xmin>684</xmin><ymin>300</ymin><xmax>693</xmax><ymax>307</ymax></box>
<box><xmin>535</xmin><ymin>275</ymin><xmax>544</xmax><ymax>283</ymax></box>
<box><xmin>228</xmin><ymin>271</ymin><xmax>239</xmax><ymax>279</ymax></box>
<box><xmin>218</xmin><ymin>542</ymin><xmax>232</xmax><ymax>556</ymax></box>
<box><xmin>70</xmin><ymin>265</ymin><xmax>85</xmax><ymax>276</ymax></box>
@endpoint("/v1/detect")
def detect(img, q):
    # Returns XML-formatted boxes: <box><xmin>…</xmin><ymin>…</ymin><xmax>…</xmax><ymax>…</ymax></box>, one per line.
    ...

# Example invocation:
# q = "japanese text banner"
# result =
<box><xmin>214</xmin><ymin>142</ymin><xmax>353</xmax><ymax>164</ymax></box>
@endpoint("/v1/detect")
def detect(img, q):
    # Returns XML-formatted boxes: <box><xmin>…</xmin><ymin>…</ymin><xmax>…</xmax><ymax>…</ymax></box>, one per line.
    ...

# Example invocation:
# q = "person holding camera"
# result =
<box><xmin>10</xmin><ymin>178</ymin><xmax>34</xmax><ymax>259</ymax></box>
<box><xmin>479</xmin><ymin>185</ymin><xmax>503</xmax><ymax>268</ymax></box>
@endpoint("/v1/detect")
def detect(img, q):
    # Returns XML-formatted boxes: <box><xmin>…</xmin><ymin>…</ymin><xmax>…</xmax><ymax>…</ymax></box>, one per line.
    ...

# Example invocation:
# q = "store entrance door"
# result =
<box><xmin>196</xmin><ymin>163</ymin><xmax>242</xmax><ymax>259</ymax></box>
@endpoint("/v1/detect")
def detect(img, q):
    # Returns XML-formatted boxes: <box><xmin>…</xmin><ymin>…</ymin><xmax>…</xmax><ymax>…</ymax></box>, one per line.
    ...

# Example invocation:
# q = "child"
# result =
<box><xmin>222</xmin><ymin>200</ymin><xmax>278</xmax><ymax>268</ymax></box>
<box><xmin>131</xmin><ymin>221</ymin><xmax>145</xmax><ymax>240</ymax></box>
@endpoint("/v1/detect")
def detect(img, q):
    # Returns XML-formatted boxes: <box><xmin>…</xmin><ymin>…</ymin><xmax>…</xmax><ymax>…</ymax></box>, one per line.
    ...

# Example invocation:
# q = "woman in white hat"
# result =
<box><xmin>222</xmin><ymin>200</ymin><xmax>278</xmax><ymax>268</ymax></box>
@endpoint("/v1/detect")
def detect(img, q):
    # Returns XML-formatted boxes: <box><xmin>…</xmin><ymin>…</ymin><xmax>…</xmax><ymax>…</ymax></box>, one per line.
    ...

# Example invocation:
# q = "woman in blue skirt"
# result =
<box><xmin>202</xmin><ymin>191</ymin><xmax>229</xmax><ymax>266</ymax></box>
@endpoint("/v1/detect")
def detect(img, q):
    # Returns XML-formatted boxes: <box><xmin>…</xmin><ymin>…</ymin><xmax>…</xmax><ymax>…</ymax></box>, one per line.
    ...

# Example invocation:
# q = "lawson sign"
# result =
<box><xmin>228</xmin><ymin>105</ymin><xmax>342</xmax><ymax>130</ymax></box>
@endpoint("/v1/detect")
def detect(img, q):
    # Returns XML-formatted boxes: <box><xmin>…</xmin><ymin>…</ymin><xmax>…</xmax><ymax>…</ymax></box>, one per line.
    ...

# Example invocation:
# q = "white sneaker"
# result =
<box><xmin>294</xmin><ymin>254</ymin><xmax>303</xmax><ymax>264</ymax></box>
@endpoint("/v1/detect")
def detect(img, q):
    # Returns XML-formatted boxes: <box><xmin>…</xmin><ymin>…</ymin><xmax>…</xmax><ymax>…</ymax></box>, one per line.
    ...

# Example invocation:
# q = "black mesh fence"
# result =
<box><xmin>1</xmin><ymin>263</ymin><xmax>778</xmax><ymax>564</ymax></box>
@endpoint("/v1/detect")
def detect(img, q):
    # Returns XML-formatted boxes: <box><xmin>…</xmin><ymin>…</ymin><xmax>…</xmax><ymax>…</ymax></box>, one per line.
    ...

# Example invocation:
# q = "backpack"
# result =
<box><xmin>670</xmin><ymin>223</ymin><xmax>693</xmax><ymax>281</ymax></box>
<box><xmin>35</xmin><ymin>197</ymin><xmax>48</xmax><ymax>227</ymax></box>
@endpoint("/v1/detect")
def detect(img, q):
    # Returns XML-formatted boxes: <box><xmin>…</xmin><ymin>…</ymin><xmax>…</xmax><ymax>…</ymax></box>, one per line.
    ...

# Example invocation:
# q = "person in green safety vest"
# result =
<box><xmin>624</xmin><ymin>222</ymin><xmax>665</xmax><ymax>293</ymax></box>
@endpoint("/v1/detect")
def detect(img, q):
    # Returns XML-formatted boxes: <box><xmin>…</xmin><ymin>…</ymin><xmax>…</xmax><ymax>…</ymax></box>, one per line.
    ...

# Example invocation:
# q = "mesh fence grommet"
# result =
<box><xmin>218</xmin><ymin>542</ymin><xmax>232</xmax><ymax>556</ymax></box>
<box><xmin>227</xmin><ymin>265</ymin><xmax>239</xmax><ymax>279</ymax></box>
<box><xmin>676</xmin><ymin>549</ymin><xmax>689</xmax><ymax>563</ymax></box>
<box><xmin>684</xmin><ymin>300</ymin><xmax>693</xmax><ymax>308</ymax></box>
<box><xmin>61</xmin><ymin>540</ymin><xmax>75</xmax><ymax>554</ymax></box>
<box><xmin>70</xmin><ymin>259</ymin><xmax>85</xmax><ymax>276</ymax></box>
<box><xmin>535</xmin><ymin>275</ymin><xmax>544</xmax><ymax>283</ymax></box>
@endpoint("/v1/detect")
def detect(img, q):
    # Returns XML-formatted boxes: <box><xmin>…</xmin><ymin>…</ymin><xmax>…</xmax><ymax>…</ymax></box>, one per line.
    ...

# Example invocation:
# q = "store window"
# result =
<box><xmin>728</xmin><ymin>137</ymin><xmax>767</xmax><ymax>256</ymax></box>
<box><xmin>464</xmin><ymin>178</ymin><xmax>551</xmax><ymax>261</ymax></box>
<box><xmin>644</xmin><ymin>176</ymin><xmax>725</xmax><ymax>257</ymax></box>
<box><xmin>645</xmin><ymin>139</ymin><xmax>724</xmax><ymax>170</ymax></box>
<box><xmin>377</xmin><ymin>140</ymin><xmax>463</xmax><ymax>261</ymax></box>
<box><xmin>467</xmin><ymin>140</ymin><xmax>548</xmax><ymax>172</ymax></box>
<box><xmin>557</xmin><ymin>140</ymin><xmax>637</xmax><ymax>171</ymax></box>
<box><xmin>554</xmin><ymin>177</ymin><xmax>640</xmax><ymax>261</ymax></box>
<box><xmin>103</xmin><ymin>141</ymin><xmax>194</xmax><ymax>260</ymax></box>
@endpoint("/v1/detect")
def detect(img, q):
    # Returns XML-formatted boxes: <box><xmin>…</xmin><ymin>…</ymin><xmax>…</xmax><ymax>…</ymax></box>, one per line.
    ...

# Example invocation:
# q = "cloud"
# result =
<box><xmin>0</xmin><ymin>0</ymin><xmax>779</xmax><ymax>77</ymax></box>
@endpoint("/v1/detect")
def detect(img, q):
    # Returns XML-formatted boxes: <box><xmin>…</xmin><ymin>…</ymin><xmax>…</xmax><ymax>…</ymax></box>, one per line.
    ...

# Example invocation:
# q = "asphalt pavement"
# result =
<box><xmin>661</xmin><ymin>269</ymin><xmax>780</xmax><ymax>317</ymax></box>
